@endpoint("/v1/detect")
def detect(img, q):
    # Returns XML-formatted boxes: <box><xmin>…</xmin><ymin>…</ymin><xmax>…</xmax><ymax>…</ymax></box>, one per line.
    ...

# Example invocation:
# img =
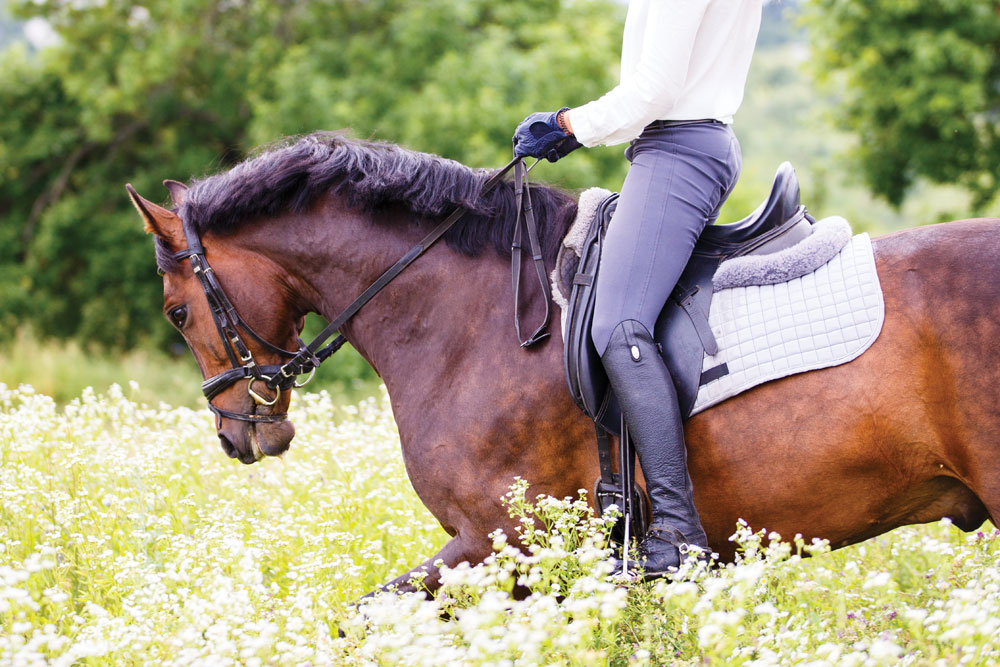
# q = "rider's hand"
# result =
<box><xmin>512</xmin><ymin>108</ymin><xmax>582</xmax><ymax>163</ymax></box>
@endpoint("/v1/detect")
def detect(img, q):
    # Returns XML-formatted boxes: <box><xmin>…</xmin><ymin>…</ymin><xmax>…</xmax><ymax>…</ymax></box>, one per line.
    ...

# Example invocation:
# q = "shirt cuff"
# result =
<box><xmin>565</xmin><ymin>106</ymin><xmax>602</xmax><ymax>148</ymax></box>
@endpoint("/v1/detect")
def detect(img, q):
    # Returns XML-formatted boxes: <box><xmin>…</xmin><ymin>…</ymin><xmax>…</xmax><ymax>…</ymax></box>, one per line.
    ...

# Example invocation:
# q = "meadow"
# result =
<box><xmin>1</xmin><ymin>382</ymin><xmax>998</xmax><ymax>666</ymax></box>
<box><xmin>0</xmin><ymin>329</ymin><xmax>379</xmax><ymax>408</ymax></box>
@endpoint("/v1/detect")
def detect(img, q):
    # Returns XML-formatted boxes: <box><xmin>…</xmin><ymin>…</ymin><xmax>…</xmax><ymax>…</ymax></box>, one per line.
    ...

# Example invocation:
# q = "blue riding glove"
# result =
<box><xmin>512</xmin><ymin>107</ymin><xmax>582</xmax><ymax>163</ymax></box>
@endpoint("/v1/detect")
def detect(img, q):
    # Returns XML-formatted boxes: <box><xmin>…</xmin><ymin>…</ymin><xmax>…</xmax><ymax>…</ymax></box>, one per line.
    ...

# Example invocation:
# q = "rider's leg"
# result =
<box><xmin>592</xmin><ymin>122</ymin><xmax>741</xmax><ymax>577</ymax></box>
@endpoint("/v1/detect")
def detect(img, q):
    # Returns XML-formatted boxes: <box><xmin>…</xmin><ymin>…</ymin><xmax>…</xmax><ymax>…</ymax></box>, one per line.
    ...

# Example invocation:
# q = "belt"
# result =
<box><xmin>645</xmin><ymin>119</ymin><xmax>724</xmax><ymax>130</ymax></box>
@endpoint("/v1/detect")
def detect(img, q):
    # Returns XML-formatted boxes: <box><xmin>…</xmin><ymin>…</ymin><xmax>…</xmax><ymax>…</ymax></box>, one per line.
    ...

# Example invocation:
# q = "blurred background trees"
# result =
<box><xmin>0</xmin><ymin>0</ymin><xmax>997</xmax><ymax>400</ymax></box>
<box><xmin>0</xmin><ymin>0</ymin><xmax>627</xmax><ymax>350</ymax></box>
<box><xmin>803</xmin><ymin>0</ymin><xmax>1000</xmax><ymax>210</ymax></box>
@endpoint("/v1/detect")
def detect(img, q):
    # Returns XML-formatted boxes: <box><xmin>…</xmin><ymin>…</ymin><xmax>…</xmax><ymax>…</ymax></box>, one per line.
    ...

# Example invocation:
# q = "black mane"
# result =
<box><xmin>162</xmin><ymin>132</ymin><xmax>577</xmax><ymax>272</ymax></box>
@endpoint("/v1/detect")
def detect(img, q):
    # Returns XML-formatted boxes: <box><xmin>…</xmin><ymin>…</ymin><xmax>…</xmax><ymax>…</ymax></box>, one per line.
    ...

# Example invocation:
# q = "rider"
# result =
<box><xmin>513</xmin><ymin>0</ymin><xmax>763</xmax><ymax>578</ymax></box>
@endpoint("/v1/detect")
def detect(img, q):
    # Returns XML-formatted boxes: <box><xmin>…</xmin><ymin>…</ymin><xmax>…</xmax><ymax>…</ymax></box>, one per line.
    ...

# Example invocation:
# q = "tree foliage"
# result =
<box><xmin>0</xmin><ymin>0</ymin><xmax>625</xmax><ymax>349</ymax></box>
<box><xmin>9</xmin><ymin>0</ymin><xmax>997</xmax><ymax>353</ymax></box>
<box><xmin>804</xmin><ymin>0</ymin><xmax>1000</xmax><ymax>210</ymax></box>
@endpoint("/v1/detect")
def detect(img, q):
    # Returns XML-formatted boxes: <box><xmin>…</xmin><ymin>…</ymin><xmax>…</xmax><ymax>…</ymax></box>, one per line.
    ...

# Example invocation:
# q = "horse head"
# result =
<box><xmin>127</xmin><ymin>182</ymin><xmax>301</xmax><ymax>463</ymax></box>
<box><xmin>122</xmin><ymin>133</ymin><xmax>579</xmax><ymax>474</ymax></box>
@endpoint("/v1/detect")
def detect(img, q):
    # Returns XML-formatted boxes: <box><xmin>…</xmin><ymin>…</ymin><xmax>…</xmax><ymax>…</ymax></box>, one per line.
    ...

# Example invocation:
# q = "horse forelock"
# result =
<box><xmin>154</xmin><ymin>236</ymin><xmax>181</xmax><ymax>274</ymax></box>
<box><xmin>178</xmin><ymin>132</ymin><xmax>579</xmax><ymax>264</ymax></box>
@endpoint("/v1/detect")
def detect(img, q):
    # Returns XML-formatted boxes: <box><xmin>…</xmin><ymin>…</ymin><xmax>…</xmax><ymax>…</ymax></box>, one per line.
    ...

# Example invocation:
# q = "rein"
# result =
<box><xmin>177</xmin><ymin>156</ymin><xmax>551</xmax><ymax>424</ymax></box>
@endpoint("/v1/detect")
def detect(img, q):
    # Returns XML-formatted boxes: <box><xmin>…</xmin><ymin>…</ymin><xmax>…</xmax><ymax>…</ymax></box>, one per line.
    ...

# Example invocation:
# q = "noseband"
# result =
<box><xmin>175</xmin><ymin>156</ymin><xmax>549</xmax><ymax>426</ymax></box>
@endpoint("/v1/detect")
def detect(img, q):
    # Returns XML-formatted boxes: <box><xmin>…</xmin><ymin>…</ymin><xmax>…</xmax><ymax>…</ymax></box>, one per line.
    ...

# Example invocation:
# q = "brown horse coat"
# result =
<box><xmin>128</xmin><ymin>137</ymin><xmax>999</xmax><ymax>594</ymax></box>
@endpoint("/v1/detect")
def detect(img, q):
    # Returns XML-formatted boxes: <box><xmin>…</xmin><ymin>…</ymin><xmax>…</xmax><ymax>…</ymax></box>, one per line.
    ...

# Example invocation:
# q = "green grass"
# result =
<box><xmin>0</xmin><ymin>328</ymin><xmax>379</xmax><ymax>407</ymax></box>
<box><xmin>1</xmin><ymin>383</ymin><xmax>997</xmax><ymax>665</ymax></box>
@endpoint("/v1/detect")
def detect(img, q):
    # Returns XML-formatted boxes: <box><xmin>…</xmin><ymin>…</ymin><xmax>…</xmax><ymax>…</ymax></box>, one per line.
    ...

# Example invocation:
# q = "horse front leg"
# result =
<box><xmin>363</xmin><ymin>531</ymin><xmax>493</xmax><ymax>598</ymax></box>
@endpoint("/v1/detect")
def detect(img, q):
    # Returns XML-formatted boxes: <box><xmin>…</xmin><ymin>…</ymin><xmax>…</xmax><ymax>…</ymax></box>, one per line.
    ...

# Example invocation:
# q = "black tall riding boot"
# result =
<box><xmin>602</xmin><ymin>320</ymin><xmax>708</xmax><ymax>578</ymax></box>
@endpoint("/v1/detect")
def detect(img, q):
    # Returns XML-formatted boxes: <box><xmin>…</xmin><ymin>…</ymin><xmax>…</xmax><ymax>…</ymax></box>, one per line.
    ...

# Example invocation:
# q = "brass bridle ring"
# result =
<box><xmin>248</xmin><ymin>377</ymin><xmax>281</xmax><ymax>406</ymax></box>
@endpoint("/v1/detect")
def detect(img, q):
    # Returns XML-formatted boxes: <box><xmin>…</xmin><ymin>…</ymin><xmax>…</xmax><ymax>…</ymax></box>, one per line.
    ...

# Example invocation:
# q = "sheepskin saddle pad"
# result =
<box><xmin>554</xmin><ymin>184</ymin><xmax>885</xmax><ymax>423</ymax></box>
<box><xmin>690</xmin><ymin>230</ymin><xmax>884</xmax><ymax>414</ymax></box>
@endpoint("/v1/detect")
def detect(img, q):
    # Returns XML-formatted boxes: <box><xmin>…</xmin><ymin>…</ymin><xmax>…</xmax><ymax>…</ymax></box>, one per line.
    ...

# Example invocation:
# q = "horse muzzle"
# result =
<box><xmin>212</xmin><ymin>385</ymin><xmax>296</xmax><ymax>463</ymax></box>
<box><xmin>218</xmin><ymin>418</ymin><xmax>295</xmax><ymax>464</ymax></box>
<box><xmin>252</xmin><ymin>418</ymin><xmax>295</xmax><ymax>459</ymax></box>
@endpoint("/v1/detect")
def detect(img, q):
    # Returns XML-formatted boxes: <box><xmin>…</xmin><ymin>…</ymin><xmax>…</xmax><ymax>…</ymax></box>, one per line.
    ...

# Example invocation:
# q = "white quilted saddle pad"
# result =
<box><xmin>691</xmin><ymin>233</ymin><xmax>884</xmax><ymax>415</ymax></box>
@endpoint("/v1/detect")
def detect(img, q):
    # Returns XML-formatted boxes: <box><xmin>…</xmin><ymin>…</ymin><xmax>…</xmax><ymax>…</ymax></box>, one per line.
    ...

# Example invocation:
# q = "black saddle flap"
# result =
<box><xmin>564</xmin><ymin>193</ymin><xmax>618</xmax><ymax>422</ymax></box>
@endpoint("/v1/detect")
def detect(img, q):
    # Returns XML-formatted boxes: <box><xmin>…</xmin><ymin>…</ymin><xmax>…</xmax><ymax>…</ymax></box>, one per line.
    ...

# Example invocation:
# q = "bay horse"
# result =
<box><xmin>128</xmin><ymin>133</ymin><xmax>999</xmax><ymax>594</ymax></box>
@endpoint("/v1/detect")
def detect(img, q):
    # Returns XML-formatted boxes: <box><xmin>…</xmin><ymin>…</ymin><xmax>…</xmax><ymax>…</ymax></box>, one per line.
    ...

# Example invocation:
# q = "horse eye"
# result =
<box><xmin>168</xmin><ymin>306</ymin><xmax>188</xmax><ymax>329</ymax></box>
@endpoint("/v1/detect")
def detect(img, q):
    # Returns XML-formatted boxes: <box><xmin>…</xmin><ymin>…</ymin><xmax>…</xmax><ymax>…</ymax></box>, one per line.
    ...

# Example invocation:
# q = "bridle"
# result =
<box><xmin>174</xmin><ymin>156</ymin><xmax>551</xmax><ymax>425</ymax></box>
<box><xmin>173</xmin><ymin>214</ymin><xmax>308</xmax><ymax>426</ymax></box>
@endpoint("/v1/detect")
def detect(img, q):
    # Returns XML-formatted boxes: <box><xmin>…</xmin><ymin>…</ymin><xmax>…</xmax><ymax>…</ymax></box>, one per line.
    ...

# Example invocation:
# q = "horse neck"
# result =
<box><xmin>240</xmin><ymin>200</ymin><xmax>531</xmax><ymax>387</ymax></box>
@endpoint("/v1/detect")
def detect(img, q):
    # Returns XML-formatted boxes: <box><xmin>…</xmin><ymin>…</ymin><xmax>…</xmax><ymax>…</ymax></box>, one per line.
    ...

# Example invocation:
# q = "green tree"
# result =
<box><xmin>803</xmin><ymin>0</ymin><xmax>1000</xmax><ymax>211</ymax></box>
<box><xmin>0</xmin><ymin>0</ymin><xmax>625</xmax><ymax>350</ymax></box>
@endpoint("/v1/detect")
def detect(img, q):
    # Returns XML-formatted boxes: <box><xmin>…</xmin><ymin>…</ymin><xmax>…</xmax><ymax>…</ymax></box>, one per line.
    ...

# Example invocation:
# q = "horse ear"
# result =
<box><xmin>163</xmin><ymin>179</ymin><xmax>188</xmax><ymax>207</ymax></box>
<box><xmin>125</xmin><ymin>184</ymin><xmax>184</xmax><ymax>246</ymax></box>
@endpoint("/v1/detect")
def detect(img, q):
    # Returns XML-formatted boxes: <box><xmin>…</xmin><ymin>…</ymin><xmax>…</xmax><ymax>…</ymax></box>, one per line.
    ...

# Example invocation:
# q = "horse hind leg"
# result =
<box><xmin>929</xmin><ymin>477</ymin><xmax>992</xmax><ymax>531</ymax></box>
<box><xmin>850</xmin><ymin>475</ymin><xmax>989</xmax><ymax>545</ymax></box>
<box><xmin>968</xmin><ymin>475</ymin><xmax>1000</xmax><ymax>531</ymax></box>
<box><xmin>903</xmin><ymin>472</ymin><xmax>993</xmax><ymax>532</ymax></box>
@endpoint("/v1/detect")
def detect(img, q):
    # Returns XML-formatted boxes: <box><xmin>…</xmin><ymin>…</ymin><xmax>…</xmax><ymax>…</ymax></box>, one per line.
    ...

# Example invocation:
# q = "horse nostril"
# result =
<box><xmin>219</xmin><ymin>434</ymin><xmax>238</xmax><ymax>459</ymax></box>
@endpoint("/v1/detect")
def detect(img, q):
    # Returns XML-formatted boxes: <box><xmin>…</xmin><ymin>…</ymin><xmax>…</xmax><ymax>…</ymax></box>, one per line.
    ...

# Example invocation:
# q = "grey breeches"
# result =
<box><xmin>591</xmin><ymin>122</ymin><xmax>743</xmax><ymax>355</ymax></box>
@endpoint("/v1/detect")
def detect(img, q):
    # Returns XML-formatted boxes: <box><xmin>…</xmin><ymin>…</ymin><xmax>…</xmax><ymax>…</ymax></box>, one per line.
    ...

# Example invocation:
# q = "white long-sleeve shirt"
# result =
<box><xmin>567</xmin><ymin>0</ymin><xmax>763</xmax><ymax>147</ymax></box>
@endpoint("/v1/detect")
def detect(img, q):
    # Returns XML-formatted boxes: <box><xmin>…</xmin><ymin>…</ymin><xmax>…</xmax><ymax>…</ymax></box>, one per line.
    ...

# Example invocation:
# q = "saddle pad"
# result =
<box><xmin>692</xmin><ymin>233</ymin><xmax>883</xmax><ymax>415</ymax></box>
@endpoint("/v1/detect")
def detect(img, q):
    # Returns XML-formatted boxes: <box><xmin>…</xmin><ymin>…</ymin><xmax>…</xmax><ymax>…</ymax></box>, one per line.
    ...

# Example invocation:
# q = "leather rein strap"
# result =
<box><xmin>179</xmin><ymin>155</ymin><xmax>552</xmax><ymax>424</ymax></box>
<box><xmin>268</xmin><ymin>155</ymin><xmax>551</xmax><ymax>388</ymax></box>
<box><xmin>511</xmin><ymin>159</ymin><xmax>552</xmax><ymax>347</ymax></box>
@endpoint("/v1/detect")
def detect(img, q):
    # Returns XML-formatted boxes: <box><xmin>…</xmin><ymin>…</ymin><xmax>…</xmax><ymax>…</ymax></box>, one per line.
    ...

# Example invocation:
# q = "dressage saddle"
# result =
<box><xmin>563</xmin><ymin>162</ymin><xmax>814</xmax><ymax>430</ymax></box>
<box><xmin>559</xmin><ymin>163</ymin><xmax>816</xmax><ymax>532</ymax></box>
